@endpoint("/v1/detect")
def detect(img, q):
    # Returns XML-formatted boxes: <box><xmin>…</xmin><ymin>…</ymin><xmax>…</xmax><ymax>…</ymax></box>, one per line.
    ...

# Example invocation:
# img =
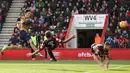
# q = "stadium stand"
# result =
<box><xmin>0</xmin><ymin>0</ymin><xmax>13</xmax><ymax>48</ymax></box>
<box><xmin>1</xmin><ymin>0</ymin><xmax>130</xmax><ymax>48</ymax></box>
<box><xmin>0</xmin><ymin>0</ymin><xmax>24</xmax><ymax>48</ymax></box>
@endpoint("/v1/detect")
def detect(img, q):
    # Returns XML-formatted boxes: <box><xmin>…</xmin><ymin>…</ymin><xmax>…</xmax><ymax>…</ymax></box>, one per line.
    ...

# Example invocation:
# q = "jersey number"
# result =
<box><xmin>48</xmin><ymin>41</ymin><xmax>54</xmax><ymax>48</ymax></box>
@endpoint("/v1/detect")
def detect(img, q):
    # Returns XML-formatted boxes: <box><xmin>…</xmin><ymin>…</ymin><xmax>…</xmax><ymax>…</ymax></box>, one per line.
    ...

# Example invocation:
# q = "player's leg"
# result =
<box><xmin>31</xmin><ymin>48</ymin><xmax>36</xmax><ymax>60</ymax></box>
<box><xmin>20</xmin><ymin>30</ymin><xmax>42</xmax><ymax>56</ymax></box>
<box><xmin>44</xmin><ymin>49</ymin><xmax>47</xmax><ymax>59</ymax></box>
<box><xmin>8</xmin><ymin>45</ymin><xmax>22</xmax><ymax>49</ymax></box>
<box><xmin>46</xmin><ymin>48</ymin><xmax>57</xmax><ymax>61</ymax></box>
<box><xmin>1</xmin><ymin>45</ymin><xmax>8</xmax><ymax>55</ymax></box>
<box><xmin>29</xmin><ymin>39</ymin><xmax>43</xmax><ymax>56</ymax></box>
<box><xmin>90</xmin><ymin>46</ymin><xmax>103</xmax><ymax>66</ymax></box>
<box><xmin>105</xmin><ymin>55</ymin><xmax>109</xmax><ymax>70</ymax></box>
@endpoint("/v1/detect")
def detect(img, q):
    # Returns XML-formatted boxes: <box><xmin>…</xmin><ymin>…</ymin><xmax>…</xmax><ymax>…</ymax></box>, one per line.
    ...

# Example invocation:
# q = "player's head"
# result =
<box><xmin>104</xmin><ymin>41</ymin><xmax>112</xmax><ymax>50</ymax></box>
<box><xmin>24</xmin><ymin>9</ymin><xmax>31</xmax><ymax>18</ymax></box>
<box><xmin>31</xmin><ymin>32</ymin><xmax>35</xmax><ymax>36</ymax></box>
<box><xmin>45</xmin><ymin>31</ymin><xmax>52</xmax><ymax>39</ymax></box>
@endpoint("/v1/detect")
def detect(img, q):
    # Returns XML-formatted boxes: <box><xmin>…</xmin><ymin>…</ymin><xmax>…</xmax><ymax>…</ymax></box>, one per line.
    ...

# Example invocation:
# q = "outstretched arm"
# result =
<box><xmin>63</xmin><ymin>35</ymin><xmax>75</xmax><ymax>43</ymax></box>
<box><xmin>105</xmin><ymin>56</ymin><xmax>109</xmax><ymax>70</ymax></box>
<box><xmin>93</xmin><ymin>54</ymin><xmax>104</xmax><ymax>67</ymax></box>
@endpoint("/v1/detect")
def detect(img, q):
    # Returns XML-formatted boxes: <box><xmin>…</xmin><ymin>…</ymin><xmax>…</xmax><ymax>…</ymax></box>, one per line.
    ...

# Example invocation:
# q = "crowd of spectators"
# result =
<box><xmin>9</xmin><ymin>0</ymin><xmax>130</xmax><ymax>48</ymax></box>
<box><xmin>0</xmin><ymin>0</ymin><xmax>12</xmax><ymax>32</ymax></box>
<box><xmin>104</xmin><ymin>0</ymin><xmax>130</xmax><ymax>48</ymax></box>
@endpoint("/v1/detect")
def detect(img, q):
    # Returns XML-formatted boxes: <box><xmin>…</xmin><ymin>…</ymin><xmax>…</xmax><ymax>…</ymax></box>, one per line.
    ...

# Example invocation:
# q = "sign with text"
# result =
<box><xmin>1</xmin><ymin>49</ymin><xmax>130</xmax><ymax>60</ymax></box>
<box><xmin>74</xmin><ymin>14</ymin><xmax>107</xmax><ymax>28</ymax></box>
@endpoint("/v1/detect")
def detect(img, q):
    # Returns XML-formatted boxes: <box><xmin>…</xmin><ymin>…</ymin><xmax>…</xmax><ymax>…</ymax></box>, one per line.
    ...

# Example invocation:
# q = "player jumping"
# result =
<box><xmin>0</xmin><ymin>9</ymin><xmax>42</xmax><ymax>57</ymax></box>
<box><xmin>27</xmin><ymin>31</ymin><xmax>75</xmax><ymax>61</ymax></box>
<box><xmin>19</xmin><ymin>9</ymin><xmax>42</xmax><ymax>56</ymax></box>
<box><xmin>90</xmin><ymin>42</ymin><xmax>112</xmax><ymax>70</ymax></box>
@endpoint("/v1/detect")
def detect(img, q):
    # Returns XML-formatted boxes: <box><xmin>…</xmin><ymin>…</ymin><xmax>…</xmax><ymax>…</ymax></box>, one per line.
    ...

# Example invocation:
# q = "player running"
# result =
<box><xmin>27</xmin><ymin>31</ymin><xmax>75</xmax><ymax>61</ymax></box>
<box><xmin>90</xmin><ymin>42</ymin><xmax>112</xmax><ymax>70</ymax></box>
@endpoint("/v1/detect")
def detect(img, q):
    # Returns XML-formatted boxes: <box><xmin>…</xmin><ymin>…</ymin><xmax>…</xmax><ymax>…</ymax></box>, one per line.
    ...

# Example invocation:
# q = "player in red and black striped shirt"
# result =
<box><xmin>27</xmin><ymin>31</ymin><xmax>75</xmax><ymax>61</ymax></box>
<box><xmin>91</xmin><ymin>42</ymin><xmax>112</xmax><ymax>70</ymax></box>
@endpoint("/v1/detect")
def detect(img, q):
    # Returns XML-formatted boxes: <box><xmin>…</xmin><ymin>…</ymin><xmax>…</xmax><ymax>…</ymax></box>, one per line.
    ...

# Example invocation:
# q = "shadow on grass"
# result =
<box><xmin>109</xmin><ymin>69</ymin><xmax>129</xmax><ymax>71</ymax></box>
<box><xmin>46</xmin><ymin>68</ymin><xmax>85</xmax><ymax>72</ymax></box>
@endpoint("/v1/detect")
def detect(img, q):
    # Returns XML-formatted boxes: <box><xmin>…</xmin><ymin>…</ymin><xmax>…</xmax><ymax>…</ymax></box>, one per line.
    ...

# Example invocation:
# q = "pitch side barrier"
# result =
<box><xmin>0</xmin><ymin>48</ymin><xmax>130</xmax><ymax>60</ymax></box>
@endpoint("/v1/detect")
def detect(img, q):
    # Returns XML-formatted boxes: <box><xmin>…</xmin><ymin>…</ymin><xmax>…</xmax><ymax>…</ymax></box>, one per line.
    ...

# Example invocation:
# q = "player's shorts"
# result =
<box><xmin>20</xmin><ymin>30</ymin><xmax>31</xmax><ymax>44</ymax></box>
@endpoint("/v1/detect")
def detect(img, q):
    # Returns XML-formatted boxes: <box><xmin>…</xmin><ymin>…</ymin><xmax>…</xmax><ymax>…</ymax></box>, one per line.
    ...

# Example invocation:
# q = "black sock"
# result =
<box><xmin>44</xmin><ymin>49</ymin><xmax>47</xmax><ymax>59</ymax></box>
<box><xmin>48</xmin><ymin>51</ymin><xmax>57</xmax><ymax>61</ymax></box>
<box><xmin>1</xmin><ymin>52</ymin><xmax>4</xmax><ymax>55</ymax></box>
<box><xmin>31</xmin><ymin>48</ymin><xmax>36</xmax><ymax>58</ymax></box>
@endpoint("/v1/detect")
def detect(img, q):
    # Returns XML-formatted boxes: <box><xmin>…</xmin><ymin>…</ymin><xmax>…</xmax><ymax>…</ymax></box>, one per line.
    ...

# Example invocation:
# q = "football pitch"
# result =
<box><xmin>0</xmin><ymin>60</ymin><xmax>129</xmax><ymax>73</ymax></box>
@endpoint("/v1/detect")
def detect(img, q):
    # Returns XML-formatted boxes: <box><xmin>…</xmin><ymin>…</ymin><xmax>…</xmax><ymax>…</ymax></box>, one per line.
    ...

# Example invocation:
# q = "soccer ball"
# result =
<box><xmin>119</xmin><ymin>21</ymin><xmax>127</xmax><ymax>28</ymax></box>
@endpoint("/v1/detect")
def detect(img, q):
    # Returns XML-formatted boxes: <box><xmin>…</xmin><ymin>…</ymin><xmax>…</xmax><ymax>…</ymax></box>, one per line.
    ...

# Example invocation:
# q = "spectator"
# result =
<box><xmin>36</xmin><ymin>0</ymin><xmax>45</xmax><ymax>8</ymax></box>
<box><xmin>40</xmin><ymin>8</ymin><xmax>47</xmax><ymax>17</ymax></box>
<box><xmin>109</xmin><ymin>23</ymin><xmax>115</xmax><ymax>33</ymax></box>
<box><xmin>45</xmin><ymin>13</ymin><xmax>51</xmax><ymax>24</ymax></box>
<box><xmin>79</xmin><ymin>7</ymin><xmax>86</xmax><ymax>14</ymax></box>
<box><xmin>64</xmin><ymin>16</ymin><xmax>70</xmax><ymax>28</ymax></box>
<box><xmin>0</xmin><ymin>8</ymin><xmax>2</xmax><ymax>22</ymax></box>
<box><xmin>94</xmin><ymin>33</ymin><xmax>101</xmax><ymax>44</ymax></box>
<box><xmin>122</xmin><ymin>30</ymin><xmax>128</xmax><ymax>38</ymax></box>
<box><xmin>113</xmin><ymin>36</ymin><xmax>119</xmax><ymax>48</ymax></box>
<box><xmin>63</xmin><ymin>0</ymin><xmax>68</xmax><ymax>8</ymax></box>
<box><xmin>25</xmin><ymin>0</ymin><xmax>33</xmax><ymax>7</ymax></box>
<box><xmin>33</xmin><ymin>16</ymin><xmax>39</xmax><ymax>24</ymax></box>
<box><xmin>34</xmin><ymin>8</ymin><xmax>40</xmax><ymax>18</ymax></box>
<box><xmin>64</xmin><ymin>7</ymin><xmax>71</xmax><ymax>17</ymax></box>
<box><xmin>54</xmin><ymin>9</ymin><xmax>60</xmax><ymax>17</ymax></box>
<box><xmin>29</xmin><ymin>3</ymin><xmax>36</xmax><ymax>12</ymax></box>
<box><xmin>68</xmin><ymin>2</ymin><xmax>73</xmax><ymax>11</ymax></box>
<box><xmin>105</xmin><ymin>36</ymin><xmax>114</xmax><ymax>45</ymax></box>
<box><xmin>105</xmin><ymin>27</ymin><xmax>113</xmax><ymax>37</ymax></box>
<box><xmin>51</xmin><ymin>15</ymin><xmax>57</xmax><ymax>25</ymax></box>
<box><xmin>21</xmin><ymin>3</ymin><xmax>28</xmax><ymax>11</ymax></box>
<box><xmin>50</xmin><ymin>0</ymin><xmax>57</xmax><ymax>12</ymax></box>
<box><xmin>77</xmin><ymin>0</ymin><xmax>83</xmax><ymax>8</ymax></box>
<box><xmin>93</xmin><ymin>8</ymin><xmax>98</xmax><ymax>14</ymax></box>
<box><xmin>126</xmin><ymin>40</ymin><xmax>130</xmax><ymax>48</ymax></box>
<box><xmin>9</xmin><ymin>35</ymin><xmax>19</xmax><ymax>46</ymax></box>
<box><xmin>71</xmin><ymin>6</ymin><xmax>79</xmax><ymax>15</ymax></box>
<box><xmin>39</xmin><ymin>15</ymin><xmax>44</xmax><ymax>23</ymax></box>
<box><xmin>118</xmin><ymin>35</ymin><xmax>127</xmax><ymax>48</ymax></box>
<box><xmin>37</xmin><ymin>4</ymin><xmax>43</xmax><ymax>12</ymax></box>
<box><xmin>47</xmin><ymin>8</ymin><xmax>52</xmax><ymax>16</ymax></box>
<box><xmin>56</xmin><ymin>3</ymin><xmax>60</xmax><ymax>10</ymax></box>
<box><xmin>86</xmin><ymin>7</ymin><xmax>93</xmax><ymax>14</ymax></box>
<box><xmin>75</xmin><ymin>2</ymin><xmax>80</xmax><ymax>10</ymax></box>
<box><xmin>57</xmin><ymin>14</ymin><xmax>64</xmax><ymax>23</ymax></box>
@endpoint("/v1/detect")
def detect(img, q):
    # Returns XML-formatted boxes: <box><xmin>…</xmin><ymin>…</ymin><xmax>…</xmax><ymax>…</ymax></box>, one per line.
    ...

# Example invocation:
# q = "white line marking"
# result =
<box><xmin>84</xmin><ymin>65</ymin><xmax>128</xmax><ymax>73</ymax></box>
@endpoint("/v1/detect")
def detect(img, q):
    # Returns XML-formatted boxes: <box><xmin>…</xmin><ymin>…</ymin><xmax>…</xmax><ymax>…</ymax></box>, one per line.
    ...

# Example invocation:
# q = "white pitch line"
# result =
<box><xmin>84</xmin><ymin>65</ymin><xmax>128</xmax><ymax>73</ymax></box>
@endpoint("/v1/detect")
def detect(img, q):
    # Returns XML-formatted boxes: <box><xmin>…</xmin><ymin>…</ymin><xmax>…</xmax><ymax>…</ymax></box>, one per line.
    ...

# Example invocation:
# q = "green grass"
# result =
<box><xmin>0</xmin><ymin>60</ymin><xmax>129</xmax><ymax>73</ymax></box>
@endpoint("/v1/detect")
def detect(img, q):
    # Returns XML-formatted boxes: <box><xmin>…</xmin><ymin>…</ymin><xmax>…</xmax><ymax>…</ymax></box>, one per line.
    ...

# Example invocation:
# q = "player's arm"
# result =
<box><xmin>93</xmin><ymin>54</ymin><xmax>104</xmax><ymax>67</ymax></box>
<box><xmin>105</xmin><ymin>50</ymin><xmax>110</xmax><ymax>70</ymax></box>
<box><xmin>63</xmin><ymin>35</ymin><xmax>75</xmax><ymax>43</ymax></box>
